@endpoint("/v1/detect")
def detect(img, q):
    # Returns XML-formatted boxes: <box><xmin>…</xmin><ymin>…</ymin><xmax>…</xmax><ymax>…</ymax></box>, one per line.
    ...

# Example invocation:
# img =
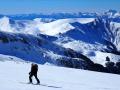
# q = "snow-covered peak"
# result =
<box><xmin>0</xmin><ymin>16</ymin><xmax>13</xmax><ymax>32</ymax></box>
<box><xmin>0</xmin><ymin>17</ymin><xmax>95</xmax><ymax>36</ymax></box>
<box><xmin>104</xmin><ymin>10</ymin><xmax>120</xmax><ymax>18</ymax></box>
<box><xmin>35</xmin><ymin>18</ymin><xmax>95</xmax><ymax>36</ymax></box>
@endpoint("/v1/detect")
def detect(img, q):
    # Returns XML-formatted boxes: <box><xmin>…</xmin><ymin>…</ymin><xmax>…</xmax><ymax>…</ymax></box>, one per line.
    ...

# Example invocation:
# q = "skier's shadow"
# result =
<box><xmin>39</xmin><ymin>84</ymin><xmax>62</xmax><ymax>88</ymax></box>
<box><xmin>19</xmin><ymin>82</ymin><xmax>62</xmax><ymax>88</ymax></box>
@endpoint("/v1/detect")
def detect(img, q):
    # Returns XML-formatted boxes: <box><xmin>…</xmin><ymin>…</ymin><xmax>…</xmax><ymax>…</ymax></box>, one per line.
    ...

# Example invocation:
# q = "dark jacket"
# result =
<box><xmin>30</xmin><ymin>64</ymin><xmax>38</xmax><ymax>75</ymax></box>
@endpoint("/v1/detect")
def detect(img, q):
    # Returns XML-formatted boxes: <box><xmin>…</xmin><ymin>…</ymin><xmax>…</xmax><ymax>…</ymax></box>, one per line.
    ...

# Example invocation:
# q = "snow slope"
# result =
<box><xmin>0</xmin><ymin>54</ymin><xmax>120</xmax><ymax>90</ymax></box>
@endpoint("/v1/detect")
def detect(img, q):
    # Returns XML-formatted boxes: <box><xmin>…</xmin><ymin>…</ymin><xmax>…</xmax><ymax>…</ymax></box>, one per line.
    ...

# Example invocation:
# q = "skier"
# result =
<box><xmin>29</xmin><ymin>63</ymin><xmax>40</xmax><ymax>84</ymax></box>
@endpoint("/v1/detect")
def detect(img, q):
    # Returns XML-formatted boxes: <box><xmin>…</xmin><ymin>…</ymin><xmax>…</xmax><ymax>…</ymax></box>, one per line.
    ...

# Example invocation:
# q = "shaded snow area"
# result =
<box><xmin>89</xmin><ymin>51</ymin><xmax>120</xmax><ymax>66</ymax></box>
<box><xmin>0</xmin><ymin>54</ymin><xmax>120</xmax><ymax>90</ymax></box>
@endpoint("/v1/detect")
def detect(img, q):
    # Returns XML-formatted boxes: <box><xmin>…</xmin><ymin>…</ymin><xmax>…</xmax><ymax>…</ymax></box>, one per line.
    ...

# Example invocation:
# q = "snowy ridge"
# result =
<box><xmin>0</xmin><ymin>17</ymin><xmax>95</xmax><ymax>36</ymax></box>
<box><xmin>0</xmin><ymin>31</ymin><xmax>66</xmax><ymax>64</ymax></box>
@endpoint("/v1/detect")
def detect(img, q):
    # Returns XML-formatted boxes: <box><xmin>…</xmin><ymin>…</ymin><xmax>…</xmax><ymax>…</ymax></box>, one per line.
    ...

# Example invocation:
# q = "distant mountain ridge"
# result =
<box><xmin>0</xmin><ymin>9</ymin><xmax>119</xmax><ymax>20</ymax></box>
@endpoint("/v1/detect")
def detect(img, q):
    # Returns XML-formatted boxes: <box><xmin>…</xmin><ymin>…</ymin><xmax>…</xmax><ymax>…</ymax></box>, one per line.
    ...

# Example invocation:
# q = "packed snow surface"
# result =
<box><xmin>0</xmin><ymin>54</ymin><xmax>120</xmax><ymax>90</ymax></box>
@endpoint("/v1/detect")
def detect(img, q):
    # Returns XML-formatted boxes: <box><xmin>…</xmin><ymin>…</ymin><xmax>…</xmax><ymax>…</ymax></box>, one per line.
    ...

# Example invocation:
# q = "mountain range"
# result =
<box><xmin>0</xmin><ymin>10</ymin><xmax>120</xmax><ymax>73</ymax></box>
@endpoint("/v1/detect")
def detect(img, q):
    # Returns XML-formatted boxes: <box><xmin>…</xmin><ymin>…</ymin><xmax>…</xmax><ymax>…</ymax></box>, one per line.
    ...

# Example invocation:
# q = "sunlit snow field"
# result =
<box><xmin>0</xmin><ymin>54</ymin><xmax>120</xmax><ymax>90</ymax></box>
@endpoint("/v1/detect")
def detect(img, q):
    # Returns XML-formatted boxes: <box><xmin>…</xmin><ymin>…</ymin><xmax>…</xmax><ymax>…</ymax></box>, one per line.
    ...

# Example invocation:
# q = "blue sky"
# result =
<box><xmin>0</xmin><ymin>0</ymin><xmax>119</xmax><ymax>14</ymax></box>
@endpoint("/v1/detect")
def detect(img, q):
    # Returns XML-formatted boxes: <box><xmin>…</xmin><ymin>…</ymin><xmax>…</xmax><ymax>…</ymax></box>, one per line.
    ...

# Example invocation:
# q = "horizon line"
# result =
<box><xmin>0</xmin><ymin>9</ymin><xmax>119</xmax><ymax>15</ymax></box>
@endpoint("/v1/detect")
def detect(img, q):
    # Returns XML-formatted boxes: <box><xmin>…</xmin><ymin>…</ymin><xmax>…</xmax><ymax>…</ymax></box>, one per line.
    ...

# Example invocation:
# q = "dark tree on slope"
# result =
<box><xmin>90</xmin><ymin>63</ymin><xmax>105</xmax><ymax>72</ymax></box>
<box><xmin>57</xmin><ymin>57</ymin><xmax>89</xmax><ymax>69</ymax></box>
<box><xmin>115</xmin><ymin>61</ymin><xmax>120</xmax><ymax>74</ymax></box>
<box><xmin>64</xmin><ymin>48</ymin><xmax>94</xmax><ymax>66</ymax></box>
<box><xmin>0</xmin><ymin>32</ymin><xmax>9</xmax><ymax>43</ymax></box>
